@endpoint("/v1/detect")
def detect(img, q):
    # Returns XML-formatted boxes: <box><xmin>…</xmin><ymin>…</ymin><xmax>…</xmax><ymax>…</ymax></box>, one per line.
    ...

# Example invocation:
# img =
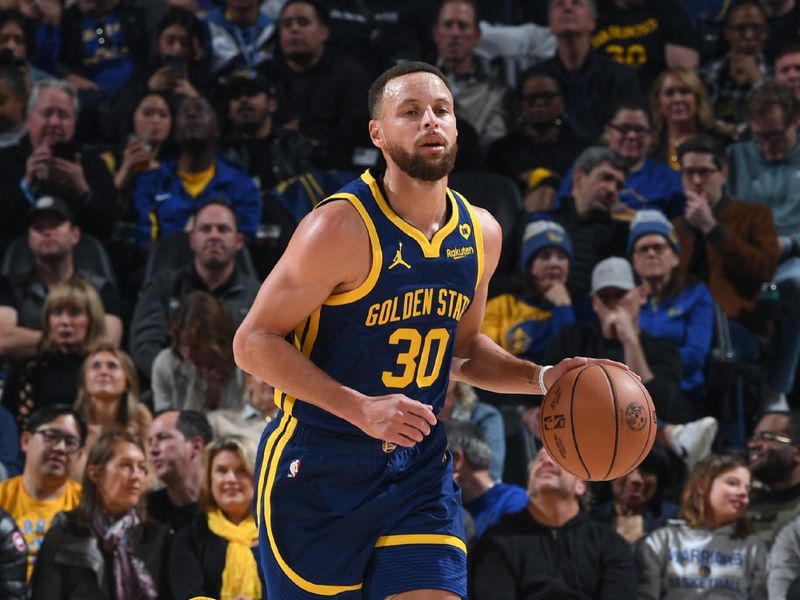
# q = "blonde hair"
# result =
<box><xmin>199</xmin><ymin>435</ymin><xmax>257</xmax><ymax>513</ymax></box>
<box><xmin>39</xmin><ymin>280</ymin><xmax>106</xmax><ymax>354</ymax></box>
<box><xmin>74</xmin><ymin>343</ymin><xmax>146</xmax><ymax>434</ymax></box>
<box><xmin>680</xmin><ymin>453</ymin><xmax>752</xmax><ymax>538</ymax></box>
<box><xmin>650</xmin><ymin>67</ymin><xmax>717</xmax><ymax>149</ymax></box>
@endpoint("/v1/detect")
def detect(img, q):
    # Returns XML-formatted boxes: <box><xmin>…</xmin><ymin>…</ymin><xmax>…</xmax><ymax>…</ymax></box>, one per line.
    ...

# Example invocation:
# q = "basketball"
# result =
<box><xmin>538</xmin><ymin>363</ymin><xmax>657</xmax><ymax>481</ymax></box>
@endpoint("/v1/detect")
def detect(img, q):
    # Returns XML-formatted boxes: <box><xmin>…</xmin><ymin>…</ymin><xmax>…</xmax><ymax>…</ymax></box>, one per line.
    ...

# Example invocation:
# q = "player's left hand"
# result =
<box><xmin>543</xmin><ymin>357</ymin><xmax>640</xmax><ymax>392</ymax></box>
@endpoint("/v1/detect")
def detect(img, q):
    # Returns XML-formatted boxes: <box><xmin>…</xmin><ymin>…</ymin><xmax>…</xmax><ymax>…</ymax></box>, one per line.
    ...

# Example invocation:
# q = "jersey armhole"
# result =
<box><xmin>456</xmin><ymin>193</ymin><xmax>485</xmax><ymax>291</ymax></box>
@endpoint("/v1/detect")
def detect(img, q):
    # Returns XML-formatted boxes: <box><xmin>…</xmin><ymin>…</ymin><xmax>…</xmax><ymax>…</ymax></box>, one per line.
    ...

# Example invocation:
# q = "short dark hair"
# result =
<box><xmin>774</xmin><ymin>43</ymin><xmax>800</xmax><ymax>67</ymax></box>
<box><xmin>194</xmin><ymin>198</ymin><xmax>240</xmax><ymax>232</ymax></box>
<box><xmin>677</xmin><ymin>135</ymin><xmax>728</xmax><ymax>169</ymax></box>
<box><xmin>759</xmin><ymin>410</ymin><xmax>800</xmax><ymax>443</ymax></box>
<box><xmin>176</xmin><ymin>410</ymin><xmax>213</xmax><ymax>446</ymax></box>
<box><xmin>279</xmin><ymin>0</ymin><xmax>329</xmax><ymax>25</ymax></box>
<box><xmin>745</xmin><ymin>81</ymin><xmax>799</xmax><ymax>126</ymax></box>
<box><xmin>517</xmin><ymin>66</ymin><xmax>563</xmax><ymax>98</ymax></box>
<box><xmin>726</xmin><ymin>1</ymin><xmax>767</xmax><ymax>25</ymax></box>
<box><xmin>368</xmin><ymin>61</ymin><xmax>452</xmax><ymax>119</ymax></box>
<box><xmin>573</xmin><ymin>145</ymin><xmax>628</xmax><ymax>176</ymax></box>
<box><xmin>437</xmin><ymin>0</ymin><xmax>479</xmax><ymax>28</ymax></box>
<box><xmin>444</xmin><ymin>419</ymin><xmax>492</xmax><ymax>471</ymax></box>
<box><xmin>608</xmin><ymin>101</ymin><xmax>651</xmax><ymax>124</ymax></box>
<box><xmin>26</xmin><ymin>404</ymin><xmax>88</xmax><ymax>446</ymax></box>
<box><xmin>0</xmin><ymin>10</ymin><xmax>34</xmax><ymax>60</ymax></box>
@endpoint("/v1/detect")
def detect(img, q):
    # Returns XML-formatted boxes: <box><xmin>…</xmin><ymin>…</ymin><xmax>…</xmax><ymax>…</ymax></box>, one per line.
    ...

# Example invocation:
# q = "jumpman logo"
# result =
<box><xmin>388</xmin><ymin>242</ymin><xmax>411</xmax><ymax>270</ymax></box>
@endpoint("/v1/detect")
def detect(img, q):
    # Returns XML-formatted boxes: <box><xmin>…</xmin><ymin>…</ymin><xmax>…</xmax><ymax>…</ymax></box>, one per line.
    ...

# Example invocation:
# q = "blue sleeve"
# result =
<box><xmin>32</xmin><ymin>24</ymin><xmax>61</xmax><ymax>74</ymax></box>
<box><xmin>471</xmin><ymin>402</ymin><xmax>506</xmax><ymax>483</ymax></box>
<box><xmin>234</xmin><ymin>176</ymin><xmax>262</xmax><ymax>241</ymax></box>
<box><xmin>556</xmin><ymin>167</ymin><xmax>574</xmax><ymax>206</ymax></box>
<box><xmin>132</xmin><ymin>173</ymin><xmax>157</xmax><ymax>246</ymax></box>
<box><xmin>549</xmin><ymin>304</ymin><xmax>576</xmax><ymax>336</ymax></box>
<box><xmin>0</xmin><ymin>406</ymin><xmax>21</xmax><ymax>477</ymax></box>
<box><xmin>679</xmin><ymin>284</ymin><xmax>714</xmax><ymax>384</ymax></box>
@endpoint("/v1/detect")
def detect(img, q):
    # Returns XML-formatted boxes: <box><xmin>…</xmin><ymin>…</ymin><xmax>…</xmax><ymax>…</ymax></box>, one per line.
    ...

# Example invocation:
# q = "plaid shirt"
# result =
<box><xmin>701</xmin><ymin>53</ymin><xmax>769</xmax><ymax>125</ymax></box>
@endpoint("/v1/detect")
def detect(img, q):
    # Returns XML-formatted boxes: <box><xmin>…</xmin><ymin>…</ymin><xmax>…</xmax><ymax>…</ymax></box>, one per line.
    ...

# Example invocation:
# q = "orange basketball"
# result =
<box><xmin>538</xmin><ymin>363</ymin><xmax>657</xmax><ymax>481</ymax></box>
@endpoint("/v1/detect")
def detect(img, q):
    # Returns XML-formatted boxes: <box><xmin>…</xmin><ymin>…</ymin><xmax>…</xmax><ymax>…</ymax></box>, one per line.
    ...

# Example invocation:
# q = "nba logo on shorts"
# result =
<box><xmin>288</xmin><ymin>459</ymin><xmax>302</xmax><ymax>478</ymax></box>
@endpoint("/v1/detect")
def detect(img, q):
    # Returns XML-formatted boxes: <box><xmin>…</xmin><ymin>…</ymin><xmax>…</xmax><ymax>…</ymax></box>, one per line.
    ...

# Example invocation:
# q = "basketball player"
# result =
<box><xmin>233</xmin><ymin>61</ymin><xmax>618</xmax><ymax>599</ymax></box>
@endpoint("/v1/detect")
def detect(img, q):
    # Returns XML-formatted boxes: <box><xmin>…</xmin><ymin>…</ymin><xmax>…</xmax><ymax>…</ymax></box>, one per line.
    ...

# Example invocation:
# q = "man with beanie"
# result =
<box><xmin>482</xmin><ymin>220</ymin><xmax>576</xmax><ymax>363</ymax></box>
<box><xmin>471</xmin><ymin>446</ymin><xmax>637</xmax><ymax>598</ymax></box>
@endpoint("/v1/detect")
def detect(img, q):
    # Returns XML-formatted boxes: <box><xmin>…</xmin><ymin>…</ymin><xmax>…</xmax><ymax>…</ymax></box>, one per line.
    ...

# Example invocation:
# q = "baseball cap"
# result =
<box><xmin>591</xmin><ymin>257</ymin><xmax>635</xmax><ymax>295</ymax></box>
<box><xmin>226</xmin><ymin>69</ymin><xmax>274</xmax><ymax>98</ymax></box>
<box><xmin>520</xmin><ymin>220</ymin><xmax>573</xmax><ymax>269</ymax></box>
<box><xmin>626</xmin><ymin>209</ymin><xmax>680</xmax><ymax>257</ymax></box>
<box><xmin>25</xmin><ymin>196</ymin><xmax>74</xmax><ymax>226</ymax></box>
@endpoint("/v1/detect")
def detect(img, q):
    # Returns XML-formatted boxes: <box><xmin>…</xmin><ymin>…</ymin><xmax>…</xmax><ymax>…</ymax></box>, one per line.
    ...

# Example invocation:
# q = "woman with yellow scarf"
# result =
<box><xmin>169</xmin><ymin>436</ymin><xmax>263</xmax><ymax>600</ymax></box>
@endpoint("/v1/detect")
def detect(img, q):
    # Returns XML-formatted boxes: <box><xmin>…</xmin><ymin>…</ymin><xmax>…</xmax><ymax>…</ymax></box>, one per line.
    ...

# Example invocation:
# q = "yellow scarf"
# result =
<box><xmin>206</xmin><ymin>508</ymin><xmax>262</xmax><ymax>600</ymax></box>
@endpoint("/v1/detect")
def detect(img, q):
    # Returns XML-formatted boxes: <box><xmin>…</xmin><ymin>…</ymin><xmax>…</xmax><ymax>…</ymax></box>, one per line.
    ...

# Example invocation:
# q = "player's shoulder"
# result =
<box><xmin>294</xmin><ymin>196</ymin><xmax>370</xmax><ymax>248</ymax></box>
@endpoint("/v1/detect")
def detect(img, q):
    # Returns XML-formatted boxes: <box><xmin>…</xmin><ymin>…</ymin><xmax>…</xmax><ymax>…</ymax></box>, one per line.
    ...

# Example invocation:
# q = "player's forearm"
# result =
<box><xmin>233</xmin><ymin>327</ymin><xmax>366</xmax><ymax>423</ymax></box>
<box><xmin>452</xmin><ymin>333</ymin><xmax>542</xmax><ymax>395</ymax></box>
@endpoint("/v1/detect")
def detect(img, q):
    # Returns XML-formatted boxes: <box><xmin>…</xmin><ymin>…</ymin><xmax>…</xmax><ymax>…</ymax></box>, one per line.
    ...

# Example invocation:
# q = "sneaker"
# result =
<box><xmin>761</xmin><ymin>387</ymin><xmax>789</xmax><ymax>412</ymax></box>
<box><xmin>668</xmin><ymin>417</ymin><xmax>718</xmax><ymax>471</ymax></box>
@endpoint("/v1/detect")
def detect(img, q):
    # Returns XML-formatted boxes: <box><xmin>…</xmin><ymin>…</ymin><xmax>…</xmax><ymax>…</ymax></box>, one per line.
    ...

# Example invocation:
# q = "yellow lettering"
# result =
<box><xmin>403</xmin><ymin>291</ymin><xmax>414</xmax><ymax>320</ymax></box>
<box><xmin>365</xmin><ymin>303</ymin><xmax>380</xmax><ymax>327</ymax></box>
<box><xmin>378</xmin><ymin>299</ymin><xmax>393</xmax><ymax>325</ymax></box>
<box><xmin>388</xmin><ymin>296</ymin><xmax>401</xmax><ymax>323</ymax></box>
<box><xmin>437</xmin><ymin>288</ymin><xmax>448</xmax><ymax>316</ymax></box>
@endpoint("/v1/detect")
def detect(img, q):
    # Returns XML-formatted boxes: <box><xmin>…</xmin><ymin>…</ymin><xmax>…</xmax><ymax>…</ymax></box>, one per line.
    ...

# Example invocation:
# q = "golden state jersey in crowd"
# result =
<box><xmin>275</xmin><ymin>169</ymin><xmax>483</xmax><ymax>435</ymax></box>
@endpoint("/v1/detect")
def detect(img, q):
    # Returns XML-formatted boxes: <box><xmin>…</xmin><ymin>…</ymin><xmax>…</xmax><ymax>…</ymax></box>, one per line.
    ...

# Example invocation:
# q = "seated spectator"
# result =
<box><xmin>703</xmin><ymin>1</ymin><xmax>770</xmax><ymax>129</ymax></box>
<box><xmin>445</xmin><ymin>419</ymin><xmax>527</xmax><ymax>540</ymax></box>
<box><xmin>650</xmin><ymin>67</ymin><xmax>732</xmax><ymax>170</ymax></box>
<box><xmin>0</xmin><ymin>405</ymin><xmax>85</xmax><ymax>582</ymax></box>
<box><xmin>441</xmin><ymin>381</ymin><xmax>506</xmax><ymax>483</ymax></box>
<box><xmin>207</xmin><ymin>371</ymin><xmax>277</xmax><ymax>444</ymax></box>
<box><xmin>545</xmin><ymin>256</ymin><xmax>689</xmax><ymax>423</ymax></box>
<box><xmin>539</xmin><ymin>0</ymin><xmax>643</xmax><ymax>140</ymax></box>
<box><xmin>131</xmin><ymin>95</ymin><xmax>262</xmax><ymax>246</ymax></box>
<box><xmin>774</xmin><ymin>43</ymin><xmax>800</xmax><ymax>104</ymax></box>
<box><xmin>0</xmin><ymin>10</ymin><xmax>52</xmax><ymax>86</ymax></box>
<box><xmin>727</xmin><ymin>83</ymin><xmax>800</xmax><ymax>409</ymax></box>
<box><xmin>592</xmin><ymin>0</ymin><xmax>699</xmax><ymax>92</ymax></box>
<box><xmin>628</xmin><ymin>210</ymin><xmax>714</xmax><ymax>402</ymax></box>
<box><xmin>263</xmin><ymin>0</ymin><xmax>371</xmax><ymax>170</ymax></box>
<box><xmin>0</xmin><ymin>195</ymin><xmax>123</xmax><ymax>360</ymax></box>
<box><xmin>0</xmin><ymin>79</ymin><xmax>119</xmax><ymax>248</ymax></box>
<box><xmin>205</xmin><ymin>0</ymin><xmax>273</xmax><ymax>78</ymax></box>
<box><xmin>109</xmin><ymin>92</ymin><xmax>175</xmax><ymax>194</ymax></box>
<box><xmin>152</xmin><ymin>291</ymin><xmax>244</xmax><ymax>413</ymax></box>
<box><xmin>559</xmin><ymin>102</ymin><xmax>685</xmax><ymax>218</ymax></box>
<box><xmin>2</xmin><ymin>280</ymin><xmax>107</xmax><ymax>431</ymax></box>
<box><xmin>486</xmin><ymin>68</ymin><xmax>590</xmax><ymax>214</ymax></box>
<box><xmin>482</xmin><ymin>220</ymin><xmax>575</xmax><ymax>363</ymax></box>
<box><xmin>0</xmin><ymin>406</ymin><xmax>22</xmax><ymax>478</ymax></box>
<box><xmin>592</xmin><ymin>445</ymin><xmax>679</xmax><ymax>544</ymax></box>
<box><xmin>768</xmin><ymin>514</ymin><xmax>800</xmax><ymax>599</ymax></box>
<box><xmin>637</xmin><ymin>454</ymin><xmax>768</xmax><ymax>599</ymax></box>
<box><xmin>0</xmin><ymin>62</ymin><xmax>27</xmax><ymax>151</ymax></box>
<box><xmin>432</xmin><ymin>0</ymin><xmax>510</xmax><ymax>150</ymax></box>
<box><xmin>30</xmin><ymin>431</ymin><xmax>170</xmax><ymax>599</ymax></box>
<box><xmin>747</xmin><ymin>411</ymin><xmax>800</xmax><ymax>543</ymax></box>
<box><xmin>0</xmin><ymin>506</ymin><xmax>26</xmax><ymax>600</ymax></box>
<box><xmin>471</xmin><ymin>446</ymin><xmax>637</xmax><ymax>598</ymax></box>
<box><xmin>220</xmin><ymin>68</ymin><xmax>312</xmax><ymax>191</ymax></box>
<box><xmin>129</xmin><ymin>201</ymin><xmax>260</xmax><ymax>380</ymax></box>
<box><xmin>546</xmin><ymin>146</ymin><xmax>630</xmax><ymax>302</ymax></box>
<box><xmin>15</xmin><ymin>0</ymin><xmax>60</xmax><ymax>77</ymax></box>
<box><xmin>146</xmin><ymin>409</ymin><xmax>212</xmax><ymax>532</ymax></box>
<box><xmin>71</xmin><ymin>343</ymin><xmax>152</xmax><ymax>480</ymax></box>
<box><xmin>169</xmin><ymin>435</ymin><xmax>262</xmax><ymax>600</ymax></box>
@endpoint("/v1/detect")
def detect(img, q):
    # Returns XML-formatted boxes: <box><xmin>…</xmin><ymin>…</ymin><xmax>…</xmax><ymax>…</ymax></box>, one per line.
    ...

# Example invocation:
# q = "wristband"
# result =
<box><xmin>538</xmin><ymin>365</ymin><xmax>553</xmax><ymax>395</ymax></box>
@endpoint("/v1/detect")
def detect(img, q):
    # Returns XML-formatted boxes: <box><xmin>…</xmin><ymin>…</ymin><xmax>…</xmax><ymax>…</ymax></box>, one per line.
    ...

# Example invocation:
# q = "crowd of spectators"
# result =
<box><xmin>2</xmin><ymin>0</ymin><xmax>800</xmax><ymax>598</ymax></box>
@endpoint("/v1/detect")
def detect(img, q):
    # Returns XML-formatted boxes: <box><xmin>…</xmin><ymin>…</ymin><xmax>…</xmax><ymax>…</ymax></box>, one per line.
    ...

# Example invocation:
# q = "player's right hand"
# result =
<box><xmin>354</xmin><ymin>394</ymin><xmax>437</xmax><ymax>447</ymax></box>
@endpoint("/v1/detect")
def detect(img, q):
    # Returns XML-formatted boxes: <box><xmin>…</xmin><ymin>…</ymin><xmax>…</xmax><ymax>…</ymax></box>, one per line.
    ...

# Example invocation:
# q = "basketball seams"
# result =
<box><xmin>599</xmin><ymin>365</ymin><xmax>621</xmax><ymax>480</ymax></box>
<box><xmin>569</xmin><ymin>368</ymin><xmax>591</xmax><ymax>480</ymax></box>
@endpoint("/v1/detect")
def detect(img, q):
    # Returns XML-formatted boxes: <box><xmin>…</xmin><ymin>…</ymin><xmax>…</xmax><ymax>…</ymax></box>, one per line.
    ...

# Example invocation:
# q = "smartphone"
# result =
<box><xmin>163</xmin><ymin>54</ymin><xmax>184</xmax><ymax>73</ymax></box>
<box><xmin>51</xmin><ymin>141</ymin><xmax>78</xmax><ymax>160</ymax></box>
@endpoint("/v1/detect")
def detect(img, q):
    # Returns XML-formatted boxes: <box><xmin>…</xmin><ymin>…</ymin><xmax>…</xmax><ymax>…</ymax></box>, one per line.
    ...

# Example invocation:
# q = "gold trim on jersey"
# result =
<box><xmin>362</xmin><ymin>170</ymin><xmax>460</xmax><ymax>258</ymax></box>
<box><xmin>275</xmin><ymin>308</ymin><xmax>321</xmax><ymax>415</ymax></box>
<box><xmin>459</xmin><ymin>193</ymin><xmax>484</xmax><ymax>291</ymax></box>
<box><xmin>375</xmin><ymin>533</ymin><xmax>467</xmax><ymax>555</ymax></box>
<box><xmin>256</xmin><ymin>413</ymin><xmax>364</xmax><ymax>594</ymax></box>
<box><xmin>320</xmin><ymin>193</ymin><xmax>384</xmax><ymax>306</ymax></box>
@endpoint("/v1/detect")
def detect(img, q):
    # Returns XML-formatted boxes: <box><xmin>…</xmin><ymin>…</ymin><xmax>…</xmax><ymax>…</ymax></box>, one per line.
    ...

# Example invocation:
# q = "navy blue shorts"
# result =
<box><xmin>253</xmin><ymin>412</ymin><xmax>467</xmax><ymax>599</ymax></box>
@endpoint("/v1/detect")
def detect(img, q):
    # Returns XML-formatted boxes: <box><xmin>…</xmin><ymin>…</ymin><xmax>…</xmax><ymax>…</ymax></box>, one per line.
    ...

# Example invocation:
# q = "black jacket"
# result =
<box><xmin>30</xmin><ymin>511</ymin><xmax>171</xmax><ymax>600</ymax></box>
<box><xmin>470</xmin><ymin>509</ymin><xmax>636</xmax><ymax>600</ymax></box>
<box><xmin>0</xmin><ymin>508</ymin><xmax>26</xmax><ymax>600</ymax></box>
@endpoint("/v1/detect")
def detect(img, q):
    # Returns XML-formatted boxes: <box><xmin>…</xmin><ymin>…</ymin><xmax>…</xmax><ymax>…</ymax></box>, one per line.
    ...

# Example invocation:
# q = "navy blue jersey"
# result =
<box><xmin>276</xmin><ymin>169</ymin><xmax>484</xmax><ymax>435</ymax></box>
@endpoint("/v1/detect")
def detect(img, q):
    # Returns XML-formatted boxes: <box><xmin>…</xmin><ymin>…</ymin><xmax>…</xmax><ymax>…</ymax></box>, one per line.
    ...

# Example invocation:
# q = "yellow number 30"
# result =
<box><xmin>382</xmin><ymin>328</ymin><xmax>450</xmax><ymax>388</ymax></box>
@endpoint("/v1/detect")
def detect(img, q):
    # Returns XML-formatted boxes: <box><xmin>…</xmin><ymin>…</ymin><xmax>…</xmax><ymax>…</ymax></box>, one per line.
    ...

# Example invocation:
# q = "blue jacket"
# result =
<box><xmin>132</xmin><ymin>156</ymin><xmax>262</xmax><ymax>245</ymax></box>
<box><xmin>465</xmin><ymin>483</ymin><xmax>529</xmax><ymax>540</ymax></box>
<box><xmin>639</xmin><ymin>282</ymin><xmax>714</xmax><ymax>393</ymax></box>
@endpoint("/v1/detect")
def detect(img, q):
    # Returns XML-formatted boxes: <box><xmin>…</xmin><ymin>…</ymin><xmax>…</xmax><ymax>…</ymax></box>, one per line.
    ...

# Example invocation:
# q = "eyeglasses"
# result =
<box><xmin>752</xmin><ymin>130</ymin><xmax>787</xmax><ymax>143</ymax></box>
<box><xmin>682</xmin><ymin>166</ymin><xmax>718</xmax><ymax>179</ymax></box>
<box><xmin>726</xmin><ymin>24</ymin><xmax>766</xmax><ymax>37</ymax></box>
<box><xmin>521</xmin><ymin>92</ymin><xmax>561</xmax><ymax>104</ymax></box>
<box><xmin>750</xmin><ymin>431</ymin><xmax>795</xmax><ymax>445</ymax></box>
<box><xmin>34</xmin><ymin>429</ymin><xmax>81</xmax><ymax>454</ymax></box>
<box><xmin>608</xmin><ymin>123</ymin><xmax>650</xmax><ymax>137</ymax></box>
<box><xmin>634</xmin><ymin>242</ymin><xmax>670</xmax><ymax>256</ymax></box>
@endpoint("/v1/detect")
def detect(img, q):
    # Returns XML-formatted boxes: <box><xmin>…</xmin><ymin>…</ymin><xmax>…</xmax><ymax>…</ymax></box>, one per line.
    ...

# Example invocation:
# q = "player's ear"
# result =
<box><xmin>369</xmin><ymin>120</ymin><xmax>384</xmax><ymax>149</ymax></box>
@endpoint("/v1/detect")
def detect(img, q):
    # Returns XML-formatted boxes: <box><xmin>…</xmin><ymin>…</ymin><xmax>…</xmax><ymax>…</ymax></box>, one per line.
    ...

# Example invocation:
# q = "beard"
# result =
<box><xmin>384</xmin><ymin>139</ymin><xmax>458</xmax><ymax>182</ymax></box>
<box><xmin>751</xmin><ymin>453</ymin><xmax>793</xmax><ymax>486</ymax></box>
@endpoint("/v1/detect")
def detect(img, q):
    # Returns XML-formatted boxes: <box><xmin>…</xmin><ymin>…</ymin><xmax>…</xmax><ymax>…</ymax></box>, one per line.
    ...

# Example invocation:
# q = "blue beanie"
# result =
<box><xmin>626</xmin><ymin>209</ymin><xmax>680</xmax><ymax>257</ymax></box>
<box><xmin>520</xmin><ymin>220</ymin><xmax>573</xmax><ymax>270</ymax></box>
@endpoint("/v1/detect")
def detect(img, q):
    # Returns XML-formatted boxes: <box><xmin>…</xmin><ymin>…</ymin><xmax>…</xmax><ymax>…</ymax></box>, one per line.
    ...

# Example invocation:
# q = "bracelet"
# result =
<box><xmin>538</xmin><ymin>365</ymin><xmax>553</xmax><ymax>395</ymax></box>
